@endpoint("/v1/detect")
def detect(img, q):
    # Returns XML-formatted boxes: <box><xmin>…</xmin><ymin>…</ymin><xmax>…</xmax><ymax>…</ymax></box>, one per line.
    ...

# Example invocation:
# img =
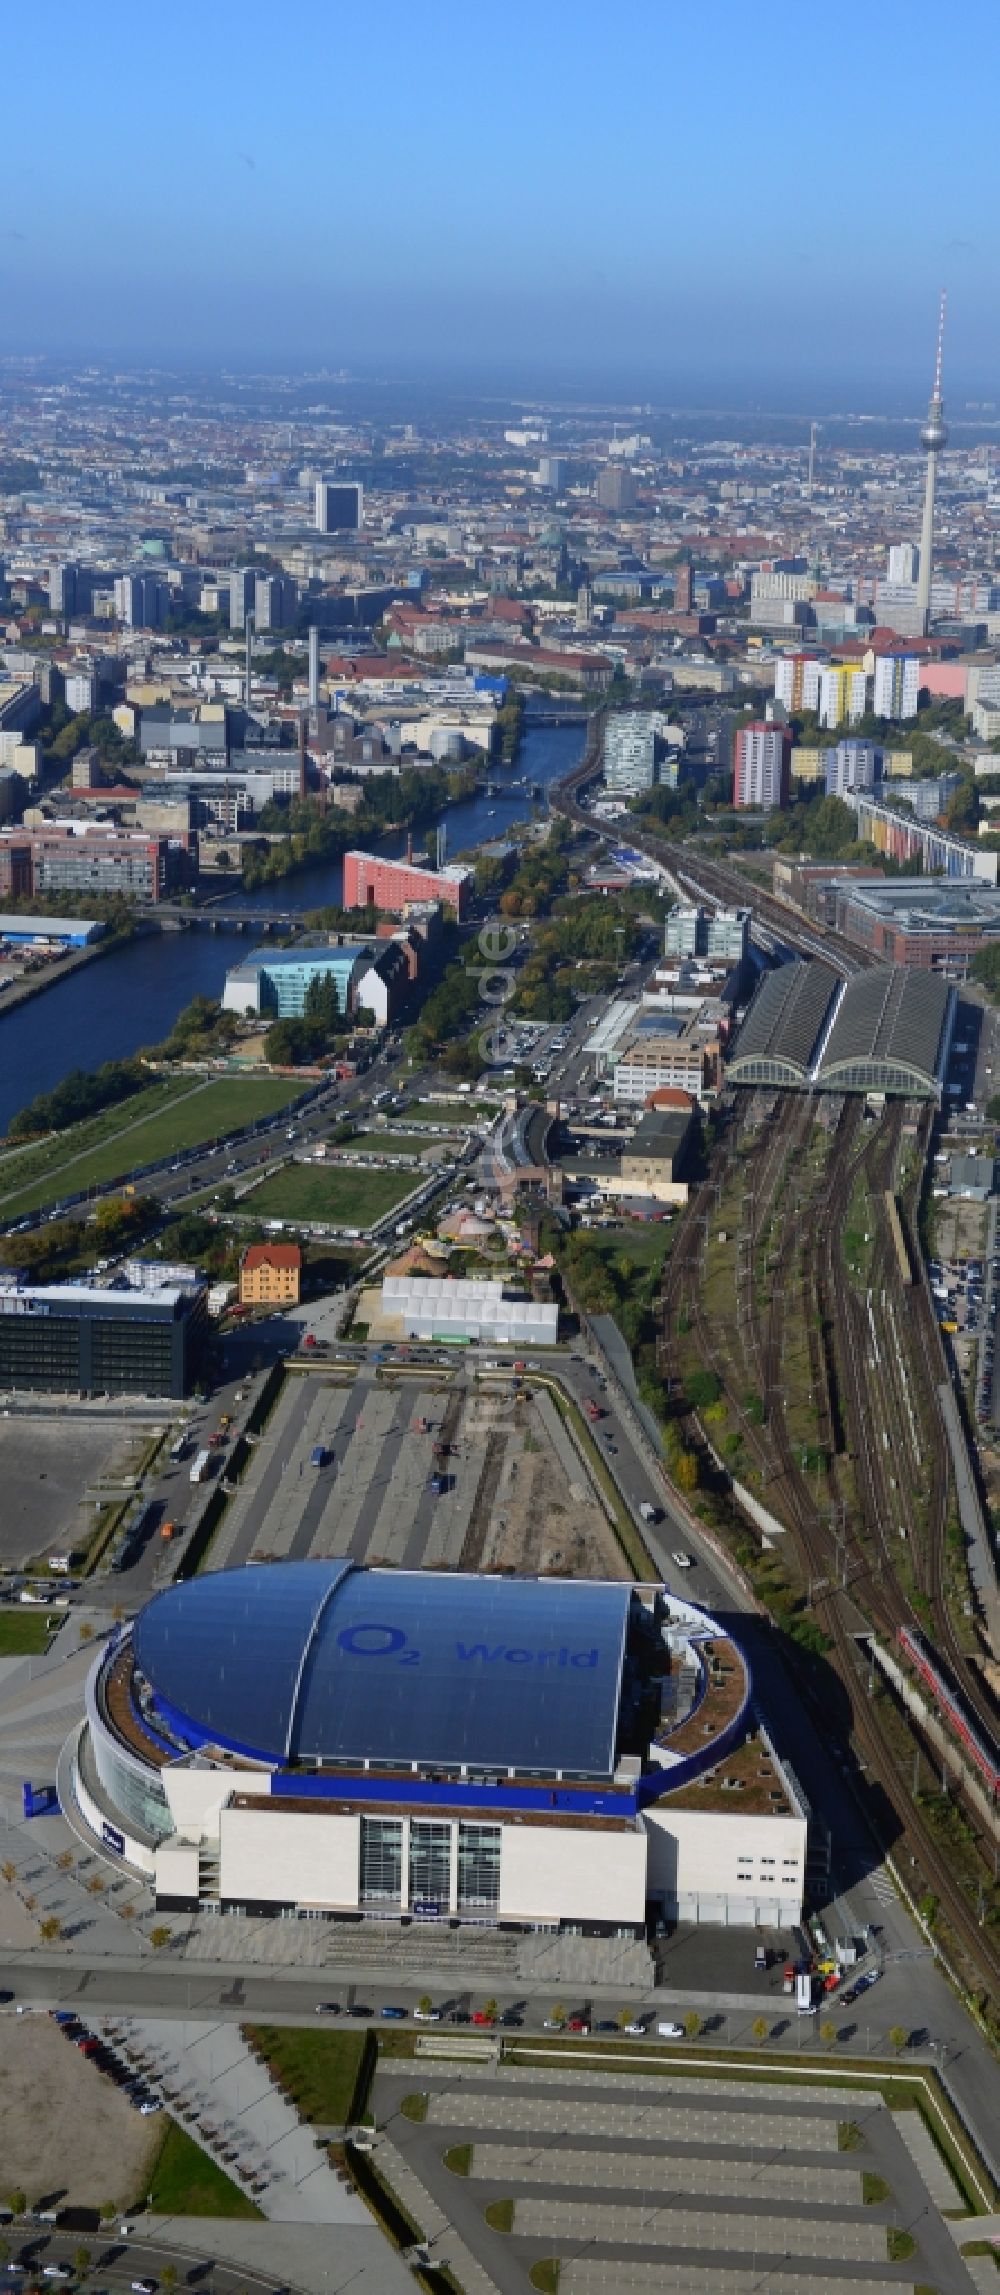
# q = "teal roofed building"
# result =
<box><xmin>221</xmin><ymin>943</ymin><xmax>368</xmax><ymax>1019</ymax></box>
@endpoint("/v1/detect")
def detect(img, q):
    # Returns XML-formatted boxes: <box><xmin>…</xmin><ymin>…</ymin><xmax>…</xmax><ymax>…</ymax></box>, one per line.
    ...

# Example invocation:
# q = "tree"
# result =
<box><xmin>481</xmin><ymin>1997</ymin><xmax>498</xmax><ymax>2024</ymax></box>
<box><xmin>417</xmin><ymin>1994</ymin><xmax>433</xmax><ymax>2017</ymax></box>
<box><xmin>38</xmin><ymin>1916</ymin><xmax>61</xmax><ymax>1942</ymax></box>
<box><xmin>751</xmin><ymin>2016</ymin><xmax>770</xmax><ymax>2046</ymax></box>
<box><xmin>888</xmin><ymin>2024</ymin><xmax>909</xmax><ymax>2056</ymax></box>
<box><xmin>673</xmin><ymin>1450</ymin><xmax>699</xmax><ymax>1494</ymax></box>
<box><xmin>1</xmin><ymin>1861</ymin><xmax>16</xmax><ymax>1885</ymax></box>
<box><xmin>78</xmin><ymin>1621</ymin><xmax>94</xmax><ymax>1643</ymax></box>
<box><xmin>73</xmin><ymin>2249</ymin><xmax>91</xmax><ymax>2279</ymax></box>
<box><xmin>548</xmin><ymin>2003</ymin><xmax>566</xmax><ymax>2028</ymax></box>
<box><xmin>55</xmin><ymin>1851</ymin><xmax>73</xmax><ymax>1870</ymax></box>
<box><xmin>683</xmin><ymin>2010</ymin><xmax>702</xmax><ymax>2041</ymax></box>
<box><xmin>160</xmin><ymin>2268</ymin><xmax>177</xmax><ymax>2293</ymax></box>
<box><xmin>616</xmin><ymin>2007</ymin><xmax>633</xmax><ymax>2030</ymax></box>
<box><xmin>6</xmin><ymin>2194</ymin><xmax>25</xmax><ymax>2220</ymax></box>
<box><xmin>819</xmin><ymin>2019</ymin><xmax>837</xmax><ymax>2050</ymax></box>
<box><xmin>99</xmin><ymin>2204</ymin><xmax>117</xmax><ymax>2225</ymax></box>
<box><xmin>149</xmin><ymin>1925</ymin><xmax>172</xmax><ymax>1950</ymax></box>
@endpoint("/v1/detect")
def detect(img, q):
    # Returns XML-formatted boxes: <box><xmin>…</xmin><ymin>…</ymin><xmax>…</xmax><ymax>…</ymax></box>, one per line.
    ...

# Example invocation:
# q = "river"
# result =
<box><xmin>0</xmin><ymin>713</ymin><xmax>587</xmax><ymax>1135</ymax></box>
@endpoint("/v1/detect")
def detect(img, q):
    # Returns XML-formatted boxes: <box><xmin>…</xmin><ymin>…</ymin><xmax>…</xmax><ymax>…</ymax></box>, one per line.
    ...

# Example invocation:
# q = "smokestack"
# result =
<box><xmin>245</xmin><ymin>611</ymin><xmax>253</xmax><ymax>711</ymax></box>
<box><xmin>298</xmin><ymin>712</ymin><xmax>307</xmax><ymax>800</ymax></box>
<box><xmin>308</xmin><ymin>624</ymin><xmax>320</xmax><ymax>709</ymax></box>
<box><xmin>406</xmin><ymin>830</ymin><xmax>413</xmax><ymax>865</ymax></box>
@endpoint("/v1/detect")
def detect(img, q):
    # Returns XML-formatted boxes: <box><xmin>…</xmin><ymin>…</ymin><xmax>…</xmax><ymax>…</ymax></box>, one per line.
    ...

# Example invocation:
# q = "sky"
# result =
<box><xmin>2</xmin><ymin>0</ymin><xmax>999</xmax><ymax>410</ymax></box>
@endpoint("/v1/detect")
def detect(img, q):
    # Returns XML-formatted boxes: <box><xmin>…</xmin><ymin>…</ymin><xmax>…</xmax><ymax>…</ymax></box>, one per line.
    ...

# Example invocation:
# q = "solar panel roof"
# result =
<box><xmin>132</xmin><ymin>1562</ymin><xmax>631</xmax><ymax>1778</ymax></box>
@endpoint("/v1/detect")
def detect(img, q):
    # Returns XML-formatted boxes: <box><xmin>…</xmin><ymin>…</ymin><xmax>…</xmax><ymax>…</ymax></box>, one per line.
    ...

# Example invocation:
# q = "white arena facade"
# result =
<box><xmin>67</xmin><ymin>1562</ymin><xmax>809</xmax><ymax>1933</ymax></box>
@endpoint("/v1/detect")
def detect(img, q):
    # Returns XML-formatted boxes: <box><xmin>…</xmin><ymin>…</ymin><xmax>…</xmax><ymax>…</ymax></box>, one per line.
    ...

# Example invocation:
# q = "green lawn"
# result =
<box><xmin>0</xmin><ymin>1610</ymin><xmax>55</xmax><ymax>1654</ymax></box>
<box><xmin>246</xmin><ymin>1162</ymin><xmax>421</xmax><ymax>1228</ymax></box>
<box><xmin>148</xmin><ymin>2120</ymin><xmax>262</xmax><ymax>2218</ymax></box>
<box><xmin>354</xmin><ymin>1131</ymin><xmax>448</xmax><ymax>1158</ymax></box>
<box><xmin>580</xmin><ymin>1221</ymin><xmax>675</xmax><ymax>1274</ymax></box>
<box><xmin>0</xmin><ymin>1077</ymin><xmax>304</xmax><ymax>1219</ymax></box>
<box><xmin>411</xmin><ymin>1101</ymin><xmax>497</xmax><ymax>1126</ymax></box>
<box><xmin>245</xmin><ymin>2025</ymin><xmax>369</xmax><ymax>2125</ymax></box>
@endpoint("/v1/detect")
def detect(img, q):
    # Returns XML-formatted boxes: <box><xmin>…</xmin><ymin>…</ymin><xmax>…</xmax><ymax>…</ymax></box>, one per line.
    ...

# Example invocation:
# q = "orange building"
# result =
<box><xmin>239</xmin><ymin>1242</ymin><xmax>302</xmax><ymax>1308</ymax></box>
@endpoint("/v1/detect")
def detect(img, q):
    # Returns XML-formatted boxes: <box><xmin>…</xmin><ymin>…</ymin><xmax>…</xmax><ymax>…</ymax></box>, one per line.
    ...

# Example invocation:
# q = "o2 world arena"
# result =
<box><xmin>69</xmin><ymin>1561</ymin><xmax>808</xmax><ymax>1933</ymax></box>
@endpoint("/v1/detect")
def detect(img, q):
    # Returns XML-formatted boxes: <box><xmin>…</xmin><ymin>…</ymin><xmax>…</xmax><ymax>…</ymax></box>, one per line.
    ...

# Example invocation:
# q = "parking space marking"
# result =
<box><xmin>513</xmin><ymin>2195</ymin><xmax>888</xmax><ymax>2261</ymax></box>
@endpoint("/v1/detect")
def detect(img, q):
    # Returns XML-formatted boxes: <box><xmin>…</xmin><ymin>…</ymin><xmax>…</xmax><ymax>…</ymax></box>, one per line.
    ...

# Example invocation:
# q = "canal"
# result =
<box><xmin>0</xmin><ymin>713</ymin><xmax>587</xmax><ymax>1135</ymax></box>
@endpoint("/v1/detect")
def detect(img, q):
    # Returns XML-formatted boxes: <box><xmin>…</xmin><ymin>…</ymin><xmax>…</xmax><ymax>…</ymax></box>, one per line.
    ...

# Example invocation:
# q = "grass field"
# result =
<box><xmin>354</xmin><ymin>1131</ymin><xmax>447</xmax><ymax>1158</ymax></box>
<box><xmin>0</xmin><ymin>1611</ymin><xmax>55</xmax><ymax>1654</ymax></box>
<box><xmin>148</xmin><ymin>2120</ymin><xmax>262</xmax><ymax>2218</ymax></box>
<box><xmin>582</xmin><ymin>1221</ymin><xmax>675</xmax><ymax>1274</ymax></box>
<box><xmin>246</xmin><ymin>1162</ymin><xmax>420</xmax><ymax>1228</ymax></box>
<box><xmin>0</xmin><ymin>1077</ymin><xmax>304</xmax><ymax>1219</ymax></box>
<box><xmin>245</xmin><ymin>2025</ymin><xmax>369</xmax><ymax>2125</ymax></box>
<box><xmin>411</xmin><ymin>1101</ymin><xmax>497</xmax><ymax>1126</ymax></box>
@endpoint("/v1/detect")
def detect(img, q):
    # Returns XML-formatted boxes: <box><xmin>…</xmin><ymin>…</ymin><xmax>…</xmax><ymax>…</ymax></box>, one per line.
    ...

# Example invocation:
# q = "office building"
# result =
<box><xmin>114</xmin><ymin>574</ymin><xmax>167</xmax><ymax>630</ymax></box>
<box><xmin>733</xmin><ymin>723</ymin><xmax>791</xmax><ymax>810</ymax></box>
<box><xmin>239</xmin><ymin>1242</ymin><xmax>302</xmax><ymax>1309</ymax></box>
<box><xmin>342</xmin><ymin>850</ymin><xmax>473</xmax><ymax>921</ymax></box>
<box><xmin>603</xmin><ymin>713</ymin><xmax>661</xmax><ymax>797</ymax></box>
<box><xmin>873</xmin><ymin>653</ymin><xmax>920</xmax><ymax>721</ymax></box>
<box><xmin>888</xmin><ymin>544</ymin><xmax>921</xmax><ymax>585</ymax></box>
<box><xmin>0</xmin><ymin>1274</ymin><xmax>206</xmax><ymax>1398</ymax></box>
<box><xmin>537</xmin><ymin>456</ymin><xmax>566</xmax><ymax>491</ymax></box>
<box><xmin>221</xmin><ymin>944</ymin><xmax>368</xmax><ymax>1019</ymax></box>
<box><xmin>596</xmin><ymin>466</ymin><xmax>636</xmax><ymax>513</ymax></box>
<box><xmin>254</xmin><ymin>574</ymin><xmax>298</xmax><ymax>633</ymax></box>
<box><xmin>0</xmin><ymin>824</ymin><xmax>195</xmax><ymax>903</ymax></box>
<box><xmin>229</xmin><ymin>568</ymin><xmax>256</xmax><ymax>632</ymax></box>
<box><xmin>315</xmin><ymin>481</ymin><xmax>363</xmax><ymax>534</ymax></box>
<box><xmin>664</xmin><ymin>904</ymin><xmax>750</xmax><ymax>962</ymax></box>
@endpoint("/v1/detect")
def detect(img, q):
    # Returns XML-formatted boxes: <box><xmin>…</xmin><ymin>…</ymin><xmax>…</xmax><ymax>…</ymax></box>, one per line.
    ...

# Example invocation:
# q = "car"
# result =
<box><xmin>671</xmin><ymin>1551</ymin><xmax>694</xmax><ymax>1569</ymax></box>
<box><xmin>657</xmin><ymin>2021</ymin><xmax>684</xmax><ymax>2039</ymax></box>
<box><xmin>131</xmin><ymin>2280</ymin><xmax>157</xmax><ymax>2294</ymax></box>
<box><xmin>137</xmin><ymin>2099</ymin><xmax>161</xmax><ymax>2115</ymax></box>
<box><xmin>315</xmin><ymin>2001</ymin><xmax>341</xmax><ymax>2016</ymax></box>
<box><xmin>623</xmin><ymin>2019</ymin><xmax>648</xmax><ymax>2036</ymax></box>
<box><xmin>471</xmin><ymin>2010</ymin><xmax>496</xmax><ymax>2026</ymax></box>
<box><xmin>412</xmin><ymin>2007</ymin><xmax>442</xmax><ymax>2022</ymax></box>
<box><xmin>542</xmin><ymin>2017</ymin><xmax>565</xmax><ymax>2030</ymax></box>
<box><xmin>379</xmin><ymin>2005</ymin><xmax>406</xmax><ymax>2021</ymax></box>
<box><xmin>859</xmin><ymin>1968</ymin><xmax>881</xmax><ymax>1990</ymax></box>
<box><xmin>566</xmin><ymin>2017</ymin><xmax>590</xmax><ymax>2033</ymax></box>
<box><xmin>5</xmin><ymin>2267</ymin><xmax>26</xmax><ymax>2277</ymax></box>
<box><xmin>594</xmin><ymin>2019</ymin><xmax>619</xmax><ymax>2033</ymax></box>
<box><xmin>43</xmin><ymin>2273</ymin><xmax>73</xmax><ymax>2283</ymax></box>
<box><xmin>499</xmin><ymin>2011</ymin><xmax>522</xmax><ymax>2027</ymax></box>
<box><xmin>348</xmin><ymin>2002</ymin><xmax>373</xmax><ymax>2018</ymax></box>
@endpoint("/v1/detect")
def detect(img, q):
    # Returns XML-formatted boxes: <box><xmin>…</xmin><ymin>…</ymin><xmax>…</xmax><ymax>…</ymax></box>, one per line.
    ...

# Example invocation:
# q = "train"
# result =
<box><xmin>898</xmin><ymin>1624</ymin><xmax>1000</xmax><ymax>1799</ymax></box>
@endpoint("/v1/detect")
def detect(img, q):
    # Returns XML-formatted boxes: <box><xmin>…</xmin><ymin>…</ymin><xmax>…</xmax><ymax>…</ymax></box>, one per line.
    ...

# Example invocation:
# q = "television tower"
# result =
<box><xmin>916</xmin><ymin>292</ymin><xmax>948</xmax><ymax>631</ymax></box>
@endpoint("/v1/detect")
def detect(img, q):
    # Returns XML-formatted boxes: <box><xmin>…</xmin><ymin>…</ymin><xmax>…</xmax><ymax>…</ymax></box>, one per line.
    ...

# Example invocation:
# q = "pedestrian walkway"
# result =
<box><xmin>108</xmin><ymin>2016</ymin><xmax>368</xmax><ymax>2224</ymax></box>
<box><xmin>374</xmin><ymin>2131</ymin><xmax>502</xmax><ymax>2295</ymax></box>
<box><xmin>560</xmin><ymin>2266</ymin><xmax>922</xmax><ymax>2295</ymax></box>
<box><xmin>137</xmin><ymin>2212</ymin><xmax>412</xmax><ymax>2294</ymax></box>
<box><xmin>892</xmin><ymin>2105</ymin><xmax>964</xmax><ymax>2207</ymax></box>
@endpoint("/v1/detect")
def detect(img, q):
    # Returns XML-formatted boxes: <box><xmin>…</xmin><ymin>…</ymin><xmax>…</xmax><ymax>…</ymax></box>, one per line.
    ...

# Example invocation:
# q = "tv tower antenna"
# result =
<box><xmin>916</xmin><ymin>290</ymin><xmax>948</xmax><ymax>630</ymax></box>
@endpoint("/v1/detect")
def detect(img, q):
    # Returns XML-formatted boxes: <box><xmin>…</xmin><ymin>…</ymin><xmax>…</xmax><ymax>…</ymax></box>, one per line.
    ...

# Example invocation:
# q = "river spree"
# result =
<box><xmin>0</xmin><ymin>714</ymin><xmax>586</xmax><ymax>1135</ymax></box>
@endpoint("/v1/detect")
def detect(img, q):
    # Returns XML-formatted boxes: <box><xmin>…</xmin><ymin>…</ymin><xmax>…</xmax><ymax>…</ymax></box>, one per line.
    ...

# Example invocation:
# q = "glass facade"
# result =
<box><xmin>360</xmin><ymin>1816</ymin><xmax>403</xmax><ymax>1905</ymax></box>
<box><xmin>88</xmin><ymin>1720</ymin><xmax>173</xmax><ymax>1843</ymax></box>
<box><xmin>408</xmin><ymin>1820</ymin><xmax>451</xmax><ymax>1911</ymax></box>
<box><xmin>457</xmin><ymin>1822</ymin><xmax>501</xmax><ymax>1911</ymax></box>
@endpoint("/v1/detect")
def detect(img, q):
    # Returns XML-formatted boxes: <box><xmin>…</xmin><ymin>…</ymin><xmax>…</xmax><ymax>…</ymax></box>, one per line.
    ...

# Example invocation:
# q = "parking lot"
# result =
<box><xmin>375</xmin><ymin>2058</ymin><xmax>976</xmax><ymax>2295</ymax></box>
<box><xmin>209</xmin><ymin>1363</ymin><xmax>626</xmax><ymax>1580</ymax></box>
<box><xmin>0</xmin><ymin>2010</ymin><xmax>160</xmax><ymax>2208</ymax></box>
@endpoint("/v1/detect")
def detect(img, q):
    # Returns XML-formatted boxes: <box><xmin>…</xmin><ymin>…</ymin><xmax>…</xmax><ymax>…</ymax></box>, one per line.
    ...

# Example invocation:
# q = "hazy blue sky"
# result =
<box><xmin>2</xmin><ymin>0</ymin><xmax>998</xmax><ymax>408</ymax></box>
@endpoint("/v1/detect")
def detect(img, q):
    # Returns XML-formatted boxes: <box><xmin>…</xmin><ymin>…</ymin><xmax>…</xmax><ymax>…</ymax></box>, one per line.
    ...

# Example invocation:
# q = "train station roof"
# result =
<box><xmin>727</xmin><ymin>960</ymin><xmax>955</xmax><ymax>1099</ymax></box>
<box><xmin>725</xmin><ymin>961</ymin><xmax>839</xmax><ymax>1087</ymax></box>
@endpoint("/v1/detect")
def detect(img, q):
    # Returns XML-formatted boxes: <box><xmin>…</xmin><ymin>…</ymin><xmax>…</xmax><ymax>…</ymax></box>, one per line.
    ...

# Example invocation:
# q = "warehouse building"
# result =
<box><xmin>727</xmin><ymin>961</ymin><xmax>956</xmax><ymax>1100</ymax></box>
<box><xmin>379</xmin><ymin>1274</ymin><xmax>558</xmax><ymax>1347</ymax></box>
<box><xmin>0</xmin><ymin>1274</ymin><xmax>207</xmax><ymax>1397</ymax></box>
<box><xmin>68</xmin><ymin>1562</ymin><xmax>809</xmax><ymax>1932</ymax></box>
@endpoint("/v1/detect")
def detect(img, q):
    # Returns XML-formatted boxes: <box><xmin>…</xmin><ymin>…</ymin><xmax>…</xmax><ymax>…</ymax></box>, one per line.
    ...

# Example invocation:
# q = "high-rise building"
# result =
<box><xmin>49</xmin><ymin>562</ymin><xmax>92</xmax><ymax>616</ymax></box>
<box><xmin>664</xmin><ymin>904</ymin><xmax>750</xmax><ymax>961</ymax></box>
<box><xmin>253</xmin><ymin>573</ymin><xmax>298</xmax><ymax>632</ymax></box>
<box><xmin>916</xmin><ymin>294</ymin><xmax>948</xmax><ymax>632</ymax></box>
<box><xmin>888</xmin><ymin>543</ymin><xmax>920</xmax><ymax>585</ymax></box>
<box><xmin>229</xmin><ymin>568</ymin><xmax>256</xmax><ymax>632</ymax></box>
<box><xmin>773</xmin><ymin>654</ymin><xmax>823</xmax><ymax>713</ymax></box>
<box><xmin>733</xmin><ymin>723</ymin><xmax>791</xmax><ymax>811</ymax></box>
<box><xmin>537</xmin><ymin>456</ymin><xmax>566</xmax><ymax>492</ymax></box>
<box><xmin>603</xmin><ymin>713</ymin><xmax>661</xmax><ymax>796</ymax></box>
<box><xmin>113</xmin><ymin>573</ymin><xmax>167</xmax><ymax>629</ymax></box>
<box><xmin>315</xmin><ymin>481</ymin><xmax>363</xmax><ymax>534</ymax></box>
<box><xmin>596</xmin><ymin>465</ymin><xmax>636</xmax><ymax>513</ymax></box>
<box><xmin>873</xmin><ymin>654</ymin><xmax>920</xmax><ymax>721</ymax></box>
<box><xmin>817</xmin><ymin>665</ymin><xmax>869</xmax><ymax>729</ymax></box>
<box><xmin>824</xmin><ymin>741</ymin><xmax>882</xmax><ymax>798</ymax></box>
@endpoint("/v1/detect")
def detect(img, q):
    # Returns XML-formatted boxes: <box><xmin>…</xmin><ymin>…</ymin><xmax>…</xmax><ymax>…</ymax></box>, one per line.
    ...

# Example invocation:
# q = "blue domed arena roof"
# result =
<box><xmin>131</xmin><ymin>1560</ymin><xmax>632</xmax><ymax>1779</ymax></box>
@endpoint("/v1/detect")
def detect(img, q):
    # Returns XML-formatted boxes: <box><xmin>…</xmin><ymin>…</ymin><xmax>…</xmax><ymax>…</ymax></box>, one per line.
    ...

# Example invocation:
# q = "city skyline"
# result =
<box><xmin>1</xmin><ymin>1</ymin><xmax>999</xmax><ymax>405</ymax></box>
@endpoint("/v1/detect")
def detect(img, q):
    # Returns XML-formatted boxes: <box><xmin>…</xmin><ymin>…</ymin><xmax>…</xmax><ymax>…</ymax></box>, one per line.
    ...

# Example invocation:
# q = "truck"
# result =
<box><xmin>189</xmin><ymin>1448</ymin><xmax>212</xmax><ymax>1486</ymax></box>
<box><xmin>310</xmin><ymin>1445</ymin><xmax>327</xmax><ymax>1469</ymax></box>
<box><xmin>639</xmin><ymin>1502</ymin><xmax>662</xmax><ymax>1524</ymax></box>
<box><xmin>795</xmin><ymin>1972</ymin><xmax>816</xmax><ymax>2014</ymax></box>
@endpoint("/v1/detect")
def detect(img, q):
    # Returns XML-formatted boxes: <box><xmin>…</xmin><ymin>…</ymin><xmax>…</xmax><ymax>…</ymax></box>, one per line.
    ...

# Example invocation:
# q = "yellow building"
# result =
<box><xmin>239</xmin><ymin>1242</ymin><xmax>302</xmax><ymax>1308</ymax></box>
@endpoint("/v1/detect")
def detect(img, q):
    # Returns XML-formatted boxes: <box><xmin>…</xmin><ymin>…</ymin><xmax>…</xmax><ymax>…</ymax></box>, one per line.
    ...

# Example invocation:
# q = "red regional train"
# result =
<box><xmin>898</xmin><ymin>1625</ymin><xmax>1000</xmax><ymax>1799</ymax></box>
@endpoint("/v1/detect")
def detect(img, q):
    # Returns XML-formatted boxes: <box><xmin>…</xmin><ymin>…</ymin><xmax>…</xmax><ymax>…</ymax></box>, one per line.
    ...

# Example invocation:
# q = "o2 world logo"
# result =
<box><xmin>337</xmin><ymin>1624</ymin><xmax>599</xmax><ymax>1670</ymax></box>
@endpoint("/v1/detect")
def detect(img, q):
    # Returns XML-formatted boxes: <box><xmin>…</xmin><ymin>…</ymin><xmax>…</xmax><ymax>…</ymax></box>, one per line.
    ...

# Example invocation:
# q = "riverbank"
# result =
<box><xmin>0</xmin><ymin>932</ymin><xmax>124</xmax><ymax>1020</ymax></box>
